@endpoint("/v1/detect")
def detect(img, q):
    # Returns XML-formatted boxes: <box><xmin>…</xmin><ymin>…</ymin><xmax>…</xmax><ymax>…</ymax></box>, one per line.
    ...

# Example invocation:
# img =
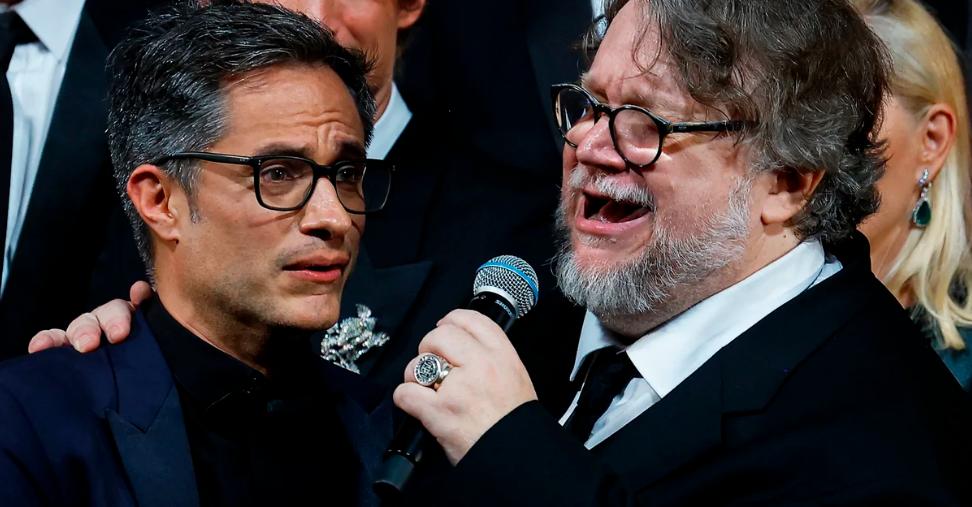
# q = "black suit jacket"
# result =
<box><xmin>342</xmin><ymin>110</ymin><xmax>585</xmax><ymax>399</ymax></box>
<box><xmin>398</xmin><ymin>0</ymin><xmax>592</xmax><ymax>178</ymax></box>
<box><xmin>353</xmin><ymin>0</ymin><xmax>592</xmax><ymax>390</ymax></box>
<box><xmin>0</xmin><ymin>309</ymin><xmax>391</xmax><ymax>507</ymax></box>
<box><xmin>448</xmin><ymin>236</ymin><xmax>972</xmax><ymax>505</ymax></box>
<box><xmin>0</xmin><ymin>2</ymin><xmax>156</xmax><ymax>358</ymax></box>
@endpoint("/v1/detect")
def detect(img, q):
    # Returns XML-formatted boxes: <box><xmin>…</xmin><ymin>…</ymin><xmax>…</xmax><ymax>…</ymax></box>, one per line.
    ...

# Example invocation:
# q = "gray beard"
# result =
<box><xmin>554</xmin><ymin>173</ymin><xmax>752</xmax><ymax>337</ymax></box>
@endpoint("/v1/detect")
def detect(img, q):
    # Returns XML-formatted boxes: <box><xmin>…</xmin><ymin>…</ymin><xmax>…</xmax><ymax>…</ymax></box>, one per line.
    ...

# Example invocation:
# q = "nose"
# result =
<box><xmin>573</xmin><ymin>113</ymin><xmax>627</xmax><ymax>173</ymax></box>
<box><xmin>298</xmin><ymin>178</ymin><xmax>353</xmax><ymax>241</ymax></box>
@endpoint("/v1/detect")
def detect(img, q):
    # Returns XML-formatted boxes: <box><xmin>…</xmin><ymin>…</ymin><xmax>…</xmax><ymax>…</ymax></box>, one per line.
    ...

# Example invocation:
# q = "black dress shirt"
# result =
<box><xmin>144</xmin><ymin>297</ymin><xmax>357</xmax><ymax>506</ymax></box>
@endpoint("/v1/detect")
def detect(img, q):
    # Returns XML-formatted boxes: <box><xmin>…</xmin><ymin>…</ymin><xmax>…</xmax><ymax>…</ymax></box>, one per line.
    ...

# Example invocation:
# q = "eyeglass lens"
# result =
<box><xmin>256</xmin><ymin>158</ymin><xmax>390</xmax><ymax>213</ymax></box>
<box><xmin>555</xmin><ymin>87</ymin><xmax>661</xmax><ymax>166</ymax></box>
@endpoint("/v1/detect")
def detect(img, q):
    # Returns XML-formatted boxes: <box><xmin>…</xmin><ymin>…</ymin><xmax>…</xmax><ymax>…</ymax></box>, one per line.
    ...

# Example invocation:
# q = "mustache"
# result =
<box><xmin>567</xmin><ymin>166</ymin><xmax>656</xmax><ymax>210</ymax></box>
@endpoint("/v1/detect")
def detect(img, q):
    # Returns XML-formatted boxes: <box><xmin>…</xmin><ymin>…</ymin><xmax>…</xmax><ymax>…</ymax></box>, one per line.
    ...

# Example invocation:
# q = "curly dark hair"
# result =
<box><xmin>106</xmin><ymin>1</ymin><xmax>375</xmax><ymax>274</ymax></box>
<box><xmin>588</xmin><ymin>0</ymin><xmax>891</xmax><ymax>244</ymax></box>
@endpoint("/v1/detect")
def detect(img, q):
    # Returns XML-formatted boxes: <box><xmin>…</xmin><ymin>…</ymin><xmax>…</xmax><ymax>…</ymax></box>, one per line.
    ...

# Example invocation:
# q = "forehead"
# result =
<box><xmin>219</xmin><ymin>63</ymin><xmax>365</xmax><ymax>154</ymax></box>
<box><xmin>584</xmin><ymin>2</ymin><xmax>687</xmax><ymax>113</ymax></box>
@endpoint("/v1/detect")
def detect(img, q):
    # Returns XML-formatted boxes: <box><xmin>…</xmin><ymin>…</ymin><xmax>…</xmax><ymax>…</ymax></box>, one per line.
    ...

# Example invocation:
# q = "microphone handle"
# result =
<box><xmin>372</xmin><ymin>291</ymin><xmax>519</xmax><ymax>499</ymax></box>
<box><xmin>465</xmin><ymin>291</ymin><xmax>517</xmax><ymax>332</ymax></box>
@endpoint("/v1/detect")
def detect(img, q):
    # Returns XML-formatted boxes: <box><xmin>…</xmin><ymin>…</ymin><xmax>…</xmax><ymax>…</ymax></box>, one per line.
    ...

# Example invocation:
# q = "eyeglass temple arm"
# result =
<box><xmin>670</xmin><ymin>120</ymin><xmax>746</xmax><ymax>133</ymax></box>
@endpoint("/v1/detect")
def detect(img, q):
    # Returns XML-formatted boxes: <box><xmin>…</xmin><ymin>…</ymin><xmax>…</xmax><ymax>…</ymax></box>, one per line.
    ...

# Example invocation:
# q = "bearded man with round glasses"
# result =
<box><xmin>391</xmin><ymin>0</ymin><xmax>972</xmax><ymax>504</ymax></box>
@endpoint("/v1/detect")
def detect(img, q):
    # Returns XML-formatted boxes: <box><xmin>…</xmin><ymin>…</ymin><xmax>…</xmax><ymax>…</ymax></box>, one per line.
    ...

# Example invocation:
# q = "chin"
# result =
<box><xmin>570</xmin><ymin>232</ymin><xmax>648</xmax><ymax>273</ymax></box>
<box><xmin>275</xmin><ymin>297</ymin><xmax>340</xmax><ymax>331</ymax></box>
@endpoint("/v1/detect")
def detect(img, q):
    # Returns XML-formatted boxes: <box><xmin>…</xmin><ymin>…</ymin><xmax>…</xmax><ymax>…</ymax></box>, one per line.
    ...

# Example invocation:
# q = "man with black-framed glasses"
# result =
<box><xmin>551</xmin><ymin>82</ymin><xmax>745</xmax><ymax>168</ymax></box>
<box><xmin>0</xmin><ymin>3</ymin><xmax>393</xmax><ymax>505</ymax></box>
<box><xmin>149</xmin><ymin>152</ymin><xmax>393</xmax><ymax>214</ymax></box>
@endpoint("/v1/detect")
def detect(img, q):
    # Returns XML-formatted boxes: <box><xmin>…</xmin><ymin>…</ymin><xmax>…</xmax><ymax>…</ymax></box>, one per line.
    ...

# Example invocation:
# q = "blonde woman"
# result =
<box><xmin>855</xmin><ymin>0</ymin><xmax>972</xmax><ymax>389</ymax></box>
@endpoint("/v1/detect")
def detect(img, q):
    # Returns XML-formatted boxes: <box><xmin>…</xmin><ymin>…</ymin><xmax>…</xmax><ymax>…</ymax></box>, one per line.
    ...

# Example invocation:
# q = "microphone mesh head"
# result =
<box><xmin>473</xmin><ymin>255</ymin><xmax>539</xmax><ymax>318</ymax></box>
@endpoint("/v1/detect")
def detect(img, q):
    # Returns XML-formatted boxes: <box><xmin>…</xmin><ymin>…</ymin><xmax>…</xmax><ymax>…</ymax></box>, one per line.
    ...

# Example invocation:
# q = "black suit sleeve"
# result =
<box><xmin>449</xmin><ymin>401</ymin><xmax>637</xmax><ymax>507</ymax></box>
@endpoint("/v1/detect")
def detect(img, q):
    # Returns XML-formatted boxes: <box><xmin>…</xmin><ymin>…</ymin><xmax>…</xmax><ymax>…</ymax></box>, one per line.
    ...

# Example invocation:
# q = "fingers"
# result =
<box><xmin>437</xmin><ymin>309</ymin><xmax>510</xmax><ymax>350</ymax></box>
<box><xmin>415</xmin><ymin>325</ymin><xmax>482</xmax><ymax>368</ymax></box>
<box><xmin>393</xmin><ymin>382</ymin><xmax>440</xmax><ymax>424</ymax></box>
<box><xmin>64</xmin><ymin>313</ymin><xmax>103</xmax><ymax>352</ymax></box>
<box><xmin>92</xmin><ymin>299</ymin><xmax>137</xmax><ymax>344</ymax></box>
<box><xmin>26</xmin><ymin>286</ymin><xmax>147</xmax><ymax>355</ymax></box>
<box><xmin>403</xmin><ymin>355</ymin><xmax>420</xmax><ymax>383</ymax></box>
<box><xmin>130</xmin><ymin>281</ymin><xmax>153</xmax><ymax>306</ymax></box>
<box><xmin>27</xmin><ymin>329</ymin><xmax>68</xmax><ymax>354</ymax></box>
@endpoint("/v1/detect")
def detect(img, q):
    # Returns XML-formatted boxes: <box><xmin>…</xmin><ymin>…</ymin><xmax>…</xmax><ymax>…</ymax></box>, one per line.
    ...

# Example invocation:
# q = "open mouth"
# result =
<box><xmin>582</xmin><ymin>191</ymin><xmax>652</xmax><ymax>223</ymax></box>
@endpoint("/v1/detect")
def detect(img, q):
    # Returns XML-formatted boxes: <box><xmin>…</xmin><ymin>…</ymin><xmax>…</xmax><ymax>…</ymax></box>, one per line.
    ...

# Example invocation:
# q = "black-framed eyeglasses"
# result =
<box><xmin>150</xmin><ymin>152</ymin><xmax>394</xmax><ymax>214</ymax></box>
<box><xmin>551</xmin><ymin>83</ymin><xmax>745</xmax><ymax>168</ymax></box>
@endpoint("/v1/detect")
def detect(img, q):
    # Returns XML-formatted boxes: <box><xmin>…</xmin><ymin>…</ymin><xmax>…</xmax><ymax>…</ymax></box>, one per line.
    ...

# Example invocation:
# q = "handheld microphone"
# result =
<box><xmin>373</xmin><ymin>255</ymin><xmax>539</xmax><ymax>498</ymax></box>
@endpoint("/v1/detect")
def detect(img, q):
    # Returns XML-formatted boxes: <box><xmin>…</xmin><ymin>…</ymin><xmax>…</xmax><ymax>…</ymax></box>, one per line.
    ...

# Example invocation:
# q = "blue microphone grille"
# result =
<box><xmin>472</xmin><ymin>255</ymin><xmax>539</xmax><ymax>318</ymax></box>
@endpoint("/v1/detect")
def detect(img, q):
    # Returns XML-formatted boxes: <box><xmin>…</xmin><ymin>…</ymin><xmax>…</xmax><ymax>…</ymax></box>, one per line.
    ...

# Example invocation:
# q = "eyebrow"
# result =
<box><xmin>579</xmin><ymin>73</ymin><xmax>599</xmax><ymax>95</ymax></box>
<box><xmin>578</xmin><ymin>72</ymin><xmax>659</xmax><ymax>111</ymax></box>
<box><xmin>337</xmin><ymin>141</ymin><xmax>367</xmax><ymax>160</ymax></box>
<box><xmin>249</xmin><ymin>141</ymin><xmax>367</xmax><ymax>161</ymax></box>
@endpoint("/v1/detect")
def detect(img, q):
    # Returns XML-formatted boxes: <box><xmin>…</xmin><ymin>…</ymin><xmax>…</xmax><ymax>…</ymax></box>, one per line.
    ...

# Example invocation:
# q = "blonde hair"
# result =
<box><xmin>854</xmin><ymin>0</ymin><xmax>972</xmax><ymax>350</ymax></box>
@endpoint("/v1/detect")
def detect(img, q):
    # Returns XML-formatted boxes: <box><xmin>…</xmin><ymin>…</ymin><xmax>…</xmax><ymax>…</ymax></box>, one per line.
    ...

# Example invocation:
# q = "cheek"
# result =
<box><xmin>561</xmin><ymin>149</ymin><xmax>580</xmax><ymax>195</ymax></box>
<box><xmin>185</xmin><ymin>204</ymin><xmax>280</xmax><ymax>266</ymax></box>
<box><xmin>877</xmin><ymin>156</ymin><xmax>919</xmax><ymax>217</ymax></box>
<box><xmin>861</xmin><ymin>166</ymin><xmax>915</xmax><ymax>241</ymax></box>
<box><xmin>349</xmin><ymin>215</ymin><xmax>365</xmax><ymax>247</ymax></box>
<box><xmin>344</xmin><ymin>8</ymin><xmax>396</xmax><ymax>53</ymax></box>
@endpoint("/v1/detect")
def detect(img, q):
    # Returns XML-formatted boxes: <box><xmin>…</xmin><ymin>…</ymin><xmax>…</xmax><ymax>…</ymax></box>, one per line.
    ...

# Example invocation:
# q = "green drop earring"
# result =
<box><xmin>912</xmin><ymin>169</ymin><xmax>932</xmax><ymax>228</ymax></box>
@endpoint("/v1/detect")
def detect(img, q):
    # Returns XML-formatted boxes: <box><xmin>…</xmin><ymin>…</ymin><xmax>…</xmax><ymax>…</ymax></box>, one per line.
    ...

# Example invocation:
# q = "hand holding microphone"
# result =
<box><xmin>376</xmin><ymin>256</ymin><xmax>540</xmax><ymax>495</ymax></box>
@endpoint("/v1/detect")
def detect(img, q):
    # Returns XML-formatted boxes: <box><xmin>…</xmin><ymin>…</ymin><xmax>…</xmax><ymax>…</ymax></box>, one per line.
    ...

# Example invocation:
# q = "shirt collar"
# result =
<box><xmin>569</xmin><ymin>240</ymin><xmax>833</xmax><ymax>396</ymax></box>
<box><xmin>12</xmin><ymin>0</ymin><xmax>86</xmax><ymax>62</ymax></box>
<box><xmin>569</xmin><ymin>312</ymin><xmax>623</xmax><ymax>381</ymax></box>
<box><xmin>367</xmin><ymin>81</ymin><xmax>412</xmax><ymax>160</ymax></box>
<box><xmin>144</xmin><ymin>295</ymin><xmax>322</xmax><ymax>413</ymax></box>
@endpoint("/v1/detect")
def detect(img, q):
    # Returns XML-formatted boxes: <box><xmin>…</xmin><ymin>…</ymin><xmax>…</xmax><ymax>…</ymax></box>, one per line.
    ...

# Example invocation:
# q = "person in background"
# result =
<box><xmin>0</xmin><ymin>0</ymin><xmax>164</xmax><ymax>359</ymax></box>
<box><xmin>854</xmin><ymin>0</ymin><xmax>972</xmax><ymax>390</ymax></box>
<box><xmin>0</xmin><ymin>3</ymin><xmax>390</xmax><ymax>505</ymax></box>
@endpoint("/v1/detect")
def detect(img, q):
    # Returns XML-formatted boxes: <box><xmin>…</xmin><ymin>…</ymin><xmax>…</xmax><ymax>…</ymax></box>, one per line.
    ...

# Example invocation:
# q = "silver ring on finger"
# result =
<box><xmin>413</xmin><ymin>353</ymin><xmax>452</xmax><ymax>390</ymax></box>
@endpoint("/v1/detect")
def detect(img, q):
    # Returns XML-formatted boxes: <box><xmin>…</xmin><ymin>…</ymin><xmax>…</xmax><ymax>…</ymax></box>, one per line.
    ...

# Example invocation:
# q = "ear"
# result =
<box><xmin>917</xmin><ymin>103</ymin><xmax>956</xmax><ymax>182</ymax></box>
<box><xmin>126</xmin><ymin>164</ymin><xmax>187</xmax><ymax>243</ymax></box>
<box><xmin>760</xmin><ymin>169</ymin><xmax>825</xmax><ymax>226</ymax></box>
<box><xmin>397</xmin><ymin>0</ymin><xmax>426</xmax><ymax>30</ymax></box>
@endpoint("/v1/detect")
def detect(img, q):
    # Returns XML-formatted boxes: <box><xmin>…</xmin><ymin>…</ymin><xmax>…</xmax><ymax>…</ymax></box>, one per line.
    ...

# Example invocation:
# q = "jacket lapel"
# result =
<box><xmin>105</xmin><ymin>313</ymin><xmax>199</xmax><ymax>507</ymax></box>
<box><xmin>2</xmin><ymin>8</ymin><xmax>114</xmax><ymax>344</ymax></box>
<box><xmin>593</xmin><ymin>358</ymin><xmax>723</xmax><ymax>487</ymax></box>
<box><xmin>341</xmin><ymin>114</ymin><xmax>440</xmax><ymax>341</ymax></box>
<box><xmin>341</xmin><ymin>247</ymin><xmax>433</xmax><ymax>340</ymax></box>
<box><xmin>594</xmin><ymin>234</ymin><xmax>880</xmax><ymax>490</ymax></box>
<box><xmin>316</xmin><ymin>360</ymin><xmax>394</xmax><ymax>507</ymax></box>
<box><xmin>13</xmin><ymin>8</ymin><xmax>109</xmax><ymax>265</ymax></box>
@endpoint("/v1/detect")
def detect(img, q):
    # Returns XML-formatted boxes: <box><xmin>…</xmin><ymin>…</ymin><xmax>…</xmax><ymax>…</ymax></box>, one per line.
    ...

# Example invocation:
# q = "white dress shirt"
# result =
<box><xmin>367</xmin><ymin>82</ymin><xmax>411</xmax><ymax>161</ymax></box>
<box><xmin>559</xmin><ymin>240</ymin><xmax>843</xmax><ymax>448</ymax></box>
<box><xmin>1</xmin><ymin>0</ymin><xmax>85</xmax><ymax>295</ymax></box>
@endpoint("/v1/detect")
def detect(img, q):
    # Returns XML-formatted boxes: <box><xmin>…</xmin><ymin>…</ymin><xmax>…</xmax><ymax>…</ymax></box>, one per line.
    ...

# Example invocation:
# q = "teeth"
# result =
<box><xmin>581</xmin><ymin>191</ymin><xmax>653</xmax><ymax>224</ymax></box>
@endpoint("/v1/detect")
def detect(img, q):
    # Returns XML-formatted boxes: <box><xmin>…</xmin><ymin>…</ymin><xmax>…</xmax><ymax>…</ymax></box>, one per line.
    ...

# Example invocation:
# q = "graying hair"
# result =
<box><xmin>106</xmin><ymin>1</ymin><xmax>376</xmax><ymax>274</ymax></box>
<box><xmin>588</xmin><ymin>0</ymin><xmax>891</xmax><ymax>244</ymax></box>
